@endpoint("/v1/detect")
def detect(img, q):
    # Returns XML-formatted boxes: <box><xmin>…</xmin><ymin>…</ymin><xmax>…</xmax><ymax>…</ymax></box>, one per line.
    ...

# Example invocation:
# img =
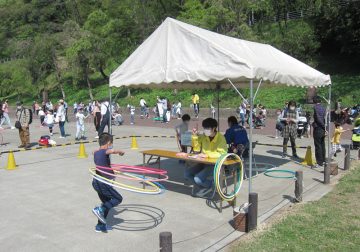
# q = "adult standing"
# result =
<box><xmin>34</xmin><ymin>101</ymin><xmax>40</xmax><ymax>115</ymax></box>
<box><xmin>280</xmin><ymin>100</ymin><xmax>300</xmax><ymax>159</ymax></box>
<box><xmin>312</xmin><ymin>96</ymin><xmax>327</xmax><ymax>167</ymax></box>
<box><xmin>0</xmin><ymin>99</ymin><xmax>15</xmax><ymax>130</ymax></box>
<box><xmin>157</xmin><ymin>96</ymin><xmax>168</xmax><ymax>123</ymax></box>
<box><xmin>97</xmin><ymin>100</ymin><xmax>110</xmax><ymax>138</ymax></box>
<box><xmin>139</xmin><ymin>97</ymin><xmax>148</xmax><ymax>118</ymax></box>
<box><xmin>15</xmin><ymin>101</ymin><xmax>32</xmax><ymax>148</ymax></box>
<box><xmin>191</xmin><ymin>92</ymin><xmax>200</xmax><ymax>118</ymax></box>
<box><xmin>239</xmin><ymin>100</ymin><xmax>247</xmax><ymax>126</ymax></box>
<box><xmin>56</xmin><ymin>99</ymin><xmax>66</xmax><ymax>138</ymax></box>
<box><xmin>92</xmin><ymin>100</ymin><xmax>101</xmax><ymax>134</ymax></box>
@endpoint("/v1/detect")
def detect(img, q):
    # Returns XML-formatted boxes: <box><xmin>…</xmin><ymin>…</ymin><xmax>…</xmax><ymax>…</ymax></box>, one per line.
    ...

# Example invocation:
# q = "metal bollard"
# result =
<box><xmin>295</xmin><ymin>171</ymin><xmax>303</xmax><ymax>202</ymax></box>
<box><xmin>160</xmin><ymin>232</ymin><xmax>172</xmax><ymax>252</ymax></box>
<box><xmin>324</xmin><ymin>163</ymin><xmax>330</xmax><ymax>184</ymax></box>
<box><xmin>344</xmin><ymin>146</ymin><xmax>350</xmax><ymax>170</ymax></box>
<box><xmin>248</xmin><ymin>192</ymin><xmax>258</xmax><ymax>232</ymax></box>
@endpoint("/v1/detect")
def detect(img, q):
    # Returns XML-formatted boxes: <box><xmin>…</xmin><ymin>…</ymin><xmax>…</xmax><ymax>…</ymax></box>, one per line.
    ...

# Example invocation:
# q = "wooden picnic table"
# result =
<box><xmin>140</xmin><ymin>149</ymin><xmax>241</xmax><ymax>212</ymax></box>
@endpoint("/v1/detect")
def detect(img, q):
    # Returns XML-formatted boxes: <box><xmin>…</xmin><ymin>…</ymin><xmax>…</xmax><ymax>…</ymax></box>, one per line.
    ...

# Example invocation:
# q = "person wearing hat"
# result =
<box><xmin>15</xmin><ymin>101</ymin><xmax>32</xmax><ymax>148</ymax></box>
<box><xmin>56</xmin><ymin>99</ymin><xmax>66</xmax><ymax>138</ymax></box>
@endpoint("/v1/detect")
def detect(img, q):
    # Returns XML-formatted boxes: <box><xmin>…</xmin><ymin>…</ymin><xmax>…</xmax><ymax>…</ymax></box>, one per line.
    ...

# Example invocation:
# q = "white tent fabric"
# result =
<box><xmin>110</xmin><ymin>17</ymin><xmax>331</xmax><ymax>88</ymax></box>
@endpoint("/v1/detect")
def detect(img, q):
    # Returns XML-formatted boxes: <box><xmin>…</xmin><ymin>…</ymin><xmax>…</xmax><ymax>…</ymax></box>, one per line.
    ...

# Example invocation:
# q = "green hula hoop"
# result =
<box><xmin>264</xmin><ymin>169</ymin><xmax>296</xmax><ymax>179</ymax></box>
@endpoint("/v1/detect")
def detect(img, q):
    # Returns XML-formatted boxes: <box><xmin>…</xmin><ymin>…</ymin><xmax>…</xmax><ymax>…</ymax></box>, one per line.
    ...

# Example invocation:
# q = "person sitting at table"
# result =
<box><xmin>224</xmin><ymin>116</ymin><xmax>249</xmax><ymax>158</ymax></box>
<box><xmin>185</xmin><ymin>118</ymin><xmax>227</xmax><ymax>196</ymax></box>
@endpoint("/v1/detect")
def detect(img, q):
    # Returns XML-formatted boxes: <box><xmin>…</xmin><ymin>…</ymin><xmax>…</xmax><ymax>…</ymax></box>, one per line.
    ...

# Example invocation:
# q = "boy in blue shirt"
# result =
<box><xmin>92</xmin><ymin>133</ymin><xmax>124</xmax><ymax>233</ymax></box>
<box><xmin>224</xmin><ymin>116</ymin><xmax>249</xmax><ymax>158</ymax></box>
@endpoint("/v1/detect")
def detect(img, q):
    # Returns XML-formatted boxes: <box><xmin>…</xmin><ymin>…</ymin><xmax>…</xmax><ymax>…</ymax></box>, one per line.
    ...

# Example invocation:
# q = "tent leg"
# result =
<box><xmin>249</xmin><ymin>79</ymin><xmax>253</xmax><ymax>193</ymax></box>
<box><xmin>109</xmin><ymin>87</ymin><xmax>112</xmax><ymax>135</ymax></box>
<box><xmin>327</xmin><ymin>84</ymin><xmax>332</xmax><ymax>165</ymax></box>
<box><xmin>217</xmin><ymin>83</ymin><xmax>220</xmax><ymax>131</ymax></box>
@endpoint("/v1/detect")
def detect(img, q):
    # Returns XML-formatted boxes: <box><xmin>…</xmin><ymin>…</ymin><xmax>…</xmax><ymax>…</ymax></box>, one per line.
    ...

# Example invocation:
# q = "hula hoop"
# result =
<box><xmin>264</xmin><ymin>169</ymin><xmax>296</xmax><ymax>179</ymax></box>
<box><xmin>95</xmin><ymin>166</ymin><xmax>169</xmax><ymax>182</ymax></box>
<box><xmin>213</xmin><ymin>153</ymin><xmax>244</xmax><ymax>201</ymax></box>
<box><xmin>89</xmin><ymin>167</ymin><xmax>164</xmax><ymax>194</ymax></box>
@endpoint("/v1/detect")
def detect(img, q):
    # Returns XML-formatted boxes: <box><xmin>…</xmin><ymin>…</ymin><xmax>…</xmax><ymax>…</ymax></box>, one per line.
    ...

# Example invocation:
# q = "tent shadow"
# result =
<box><xmin>107</xmin><ymin>204</ymin><xmax>165</xmax><ymax>232</ymax></box>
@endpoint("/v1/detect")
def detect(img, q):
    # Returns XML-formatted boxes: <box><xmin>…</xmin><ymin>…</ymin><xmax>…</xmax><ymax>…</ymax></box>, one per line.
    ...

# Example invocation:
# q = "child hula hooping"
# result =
<box><xmin>92</xmin><ymin>133</ymin><xmax>125</xmax><ymax>233</ymax></box>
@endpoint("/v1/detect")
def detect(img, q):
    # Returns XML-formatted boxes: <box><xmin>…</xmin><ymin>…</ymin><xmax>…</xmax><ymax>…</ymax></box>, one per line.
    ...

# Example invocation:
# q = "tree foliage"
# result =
<box><xmin>0</xmin><ymin>0</ymin><xmax>359</xmax><ymax>101</ymax></box>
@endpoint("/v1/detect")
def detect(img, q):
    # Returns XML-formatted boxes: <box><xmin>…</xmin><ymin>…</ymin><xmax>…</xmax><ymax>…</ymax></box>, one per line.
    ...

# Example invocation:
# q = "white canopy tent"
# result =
<box><xmin>109</xmin><ymin>17</ymin><xmax>332</xmax><ymax>193</ymax></box>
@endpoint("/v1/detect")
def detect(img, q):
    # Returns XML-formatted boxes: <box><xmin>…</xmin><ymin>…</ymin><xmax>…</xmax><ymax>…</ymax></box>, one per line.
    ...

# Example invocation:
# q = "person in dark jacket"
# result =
<box><xmin>224</xmin><ymin>116</ymin><xmax>249</xmax><ymax>158</ymax></box>
<box><xmin>312</xmin><ymin>96</ymin><xmax>327</xmax><ymax>166</ymax></box>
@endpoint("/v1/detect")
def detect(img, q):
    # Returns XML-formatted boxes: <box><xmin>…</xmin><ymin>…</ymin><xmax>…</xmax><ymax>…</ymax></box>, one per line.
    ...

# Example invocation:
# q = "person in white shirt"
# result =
<box><xmin>239</xmin><ymin>100</ymin><xmax>247</xmax><ymax>126</ymax></box>
<box><xmin>130</xmin><ymin>106</ymin><xmax>135</xmax><ymax>125</ymax></box>
<box><xmin>97</xmin><ymin>100</ymin><xmax>110</xmax><ymax>138</ymax></box>
<box><xmin>75</xmin><ymin>108</ymin><xmax>89</xmax><ymax>140</ymax></box>
<box><xmin>139</xmin><ymin>98</ymin><xmax>148</xmax><ymax>118</ymax></box>
<box><xmin>176</xmin><ymin>100</ymin><xmax>182</xmax><ymax>119</ymax></box>
<box><xmin>45</xmin><ymin>110</ymin><xmax>55</xmax><ymax>136</ymax></box>
<box><xmin>38</xmin><ymin>108</ymin><xmax>46</xmax><ymax>126</ymax></box>
<box><xmin>56</xmin><ymin>99</ymin><xmax>66</xmax><ymax>138</ymax></box>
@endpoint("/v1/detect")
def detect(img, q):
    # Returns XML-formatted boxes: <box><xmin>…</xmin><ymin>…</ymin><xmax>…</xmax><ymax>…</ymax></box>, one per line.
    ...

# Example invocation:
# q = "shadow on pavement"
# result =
<box><xmin>108</xmin><ymin>204</ymin><xmax>165</xmax><ymax>232</ymax></box>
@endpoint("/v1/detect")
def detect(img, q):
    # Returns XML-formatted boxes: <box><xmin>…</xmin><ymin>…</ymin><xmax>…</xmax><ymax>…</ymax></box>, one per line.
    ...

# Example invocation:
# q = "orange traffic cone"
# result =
<box><xmin>131</xmin><ymin>136</ymin><xmax>138</xmax><ymax>150</ymax></box>
<box><xmin>6</xmin><ymin>151</ymin><xmax>17</xmax><ymax>170</ymax></box>
<box><xmin>77</xmin><ymin>142</ymin><xmax>88</xmax><ymax>158</ymax></box>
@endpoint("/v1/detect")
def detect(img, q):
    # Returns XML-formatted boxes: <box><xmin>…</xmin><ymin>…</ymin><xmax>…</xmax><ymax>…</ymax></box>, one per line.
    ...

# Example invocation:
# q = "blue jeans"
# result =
<box><xmin>59</xmin><ymin>121</ymin><xmax>65</xmax><ymax>137</ymax></box>
<box><xmin>185</xmin><ymin>164</ymin><xmax>213</xmax><ymax>188</ymax></box>
<box><xmin>92</xmin><ymin>179</ymin><xmax>123</xmax><ymax>225</ymax></box>
<box><xmin>163</xmin><ymin>109</ymin><xmax>168</xmax><ymax>122</ymax></box>
<box><xmin>240</xmin><ymin>113</ymin><xmax>245</xmax><ymax>126</ymax></box>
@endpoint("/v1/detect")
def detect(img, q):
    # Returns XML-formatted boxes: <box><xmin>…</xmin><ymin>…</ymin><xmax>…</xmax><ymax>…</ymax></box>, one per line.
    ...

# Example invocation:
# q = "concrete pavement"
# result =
<box><xmin>0</xmin><ymin>118</ymin><xmax>357</xmax><ymax>252</ymax></box>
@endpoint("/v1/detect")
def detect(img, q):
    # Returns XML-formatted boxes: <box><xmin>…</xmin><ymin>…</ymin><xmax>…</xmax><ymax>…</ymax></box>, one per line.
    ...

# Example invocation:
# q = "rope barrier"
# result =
<box><xmin>0</xmin><ymin>135</ymin><xmax>176</xmax><ymax>154</ymax></box>
<box><xmin>255</xmin><ymin>142</ymin><xmax>308</xmax><ymax>149</ymax></box>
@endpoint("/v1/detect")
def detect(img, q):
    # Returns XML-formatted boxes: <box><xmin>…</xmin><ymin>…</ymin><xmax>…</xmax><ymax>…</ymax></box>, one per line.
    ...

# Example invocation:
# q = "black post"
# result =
<box><xmin>160</xmin><ymin>232</ymin><xmax>172</xmax><ymax>252</ymax></box>
<box><xmin>344</xmin><ymin>146</ymin><xmax>350</xmax><ymax>170</ymax></box>
<box><xmin>295</xmin><ymin>171</ymin><xmax>303</xmax><ymax>202</ymax></box>
<box><xmin>248</xmin><ymin>192</ymin><xmax>258</xmax><ymax>232</ymax></box>
<box><xmin>324</xmin><ymin>163</ymin><xmax>330</xmax><ymax>184</ymax></box>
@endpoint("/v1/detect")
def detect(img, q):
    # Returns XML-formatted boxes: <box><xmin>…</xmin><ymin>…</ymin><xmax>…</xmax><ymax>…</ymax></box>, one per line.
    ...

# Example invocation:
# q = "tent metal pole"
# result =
<box><xmin>217</xmin><ymin>83</ymin><xmax>220</xmax><ymax>131</ymax></box>
<box><xmin>327</xmin><ymin>84</ymin><xmax>332</xmax><ymax>165</ymax></box>
<box><xmin>109</xmin><ymin>86</ymin><xmax>112</xmax><ymax>135</ymax></box>
<box><xmin>249</xmin><ymin>79</ymin><xmax>253</xmax><ymax>193</ymax></box>
<box><xmin>253</xmin><ymin>78</ymin><xmax>263</xmax><ymax>101</ymax></box>
<box><xmin>228</xmin><ymin>78</ymin><xmax>248</xmax><ymax>103</ymax></box>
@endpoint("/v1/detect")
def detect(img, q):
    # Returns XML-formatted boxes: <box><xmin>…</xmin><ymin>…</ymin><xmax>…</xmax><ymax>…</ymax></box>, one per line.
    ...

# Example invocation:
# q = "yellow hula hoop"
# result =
<box><xmin>213</xmin><ymin>153</ymin><xmax>244</xmax><ymax>201</ymax></box>
<box><xmin>89</xmin><ymin>167</ymin><xmax>162</xmax><ymax>194</ymax></box>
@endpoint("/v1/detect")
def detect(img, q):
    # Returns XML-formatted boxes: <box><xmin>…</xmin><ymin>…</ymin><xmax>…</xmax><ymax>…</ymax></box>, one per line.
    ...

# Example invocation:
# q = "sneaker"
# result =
<box><xmin>75</xmin><ymin>138</ymin><xmax>79</xmax><ymax>141</ymax></box>
<box><xmin>334</xmin><ymin>153</ymin><xmax>337</xmax><ymax>157</ymax></box>
<box><xmin>92</xmin><ymin>206</ymin><xmax>106</xmax><ymax>224</ymax></box>
<box><xmin>25</xmin><ymin>144</ymin><xmax>31</xmax><ymax>149</ymax></box>
<box><xmin>11</xmin><ymin>127</ymin><xmax>15</xmax><ymax>130</ymax></box>
<box><xmin>282</xmin><ymin>153</ymin><xmax>287</xmax><ymax>158</ymax></box>
<box><xmin>95</xmin><ymin>136</ymin><xmax>99</xmax><ymax>139</ymax></box>
<box><xmin>18</xmin><ymin>144</ymin><xmax>25</xmax><ymax>148</ymax></box>
<box><xmin>292</xmin><ymin>154</ymin><xmax>300</xmax><ymax>159</ymax></box>
<box><xmin>95</xmin><ymin>224</ymin><xmax>108</xmax><ymax>233</ymax></box>
<box><xmin>59</xmin><ymin>136</ymin><xmax>65</xmax><ymax>139</ymax></box>
<box><xmin>50</xmin><ymin>133</ymin><xmax>53</xmax><ymax>136</ymax></box>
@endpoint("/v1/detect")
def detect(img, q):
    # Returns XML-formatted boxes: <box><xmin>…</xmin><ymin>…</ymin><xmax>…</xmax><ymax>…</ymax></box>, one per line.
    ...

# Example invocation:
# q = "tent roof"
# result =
<box><xmin>110</xmin><ymin>17</ymin><xmax>331</xmax><ymax>88</ymax></box>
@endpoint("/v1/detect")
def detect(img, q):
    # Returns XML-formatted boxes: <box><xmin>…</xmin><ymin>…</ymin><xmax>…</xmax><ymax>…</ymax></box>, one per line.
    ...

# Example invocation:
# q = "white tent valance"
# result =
<box><xmin>110</xmin><ymin>17</ymin><xmax>331</xmax><ymax>88</ymax></box>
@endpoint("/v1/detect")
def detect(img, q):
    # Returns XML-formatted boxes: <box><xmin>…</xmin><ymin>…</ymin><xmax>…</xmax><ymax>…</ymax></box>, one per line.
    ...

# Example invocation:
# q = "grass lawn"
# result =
<box><xmin>232</xmin><ymin>161</ymin><xmax>360</xmax><ymax>252</ymax></box>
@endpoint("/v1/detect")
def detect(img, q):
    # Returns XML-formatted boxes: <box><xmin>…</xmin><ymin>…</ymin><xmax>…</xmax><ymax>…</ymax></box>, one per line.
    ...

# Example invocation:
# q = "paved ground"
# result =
<box><xmin>0</xmin><ymin>114</ymin><xmax>358</xmax><ymax>252</ymax></box>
